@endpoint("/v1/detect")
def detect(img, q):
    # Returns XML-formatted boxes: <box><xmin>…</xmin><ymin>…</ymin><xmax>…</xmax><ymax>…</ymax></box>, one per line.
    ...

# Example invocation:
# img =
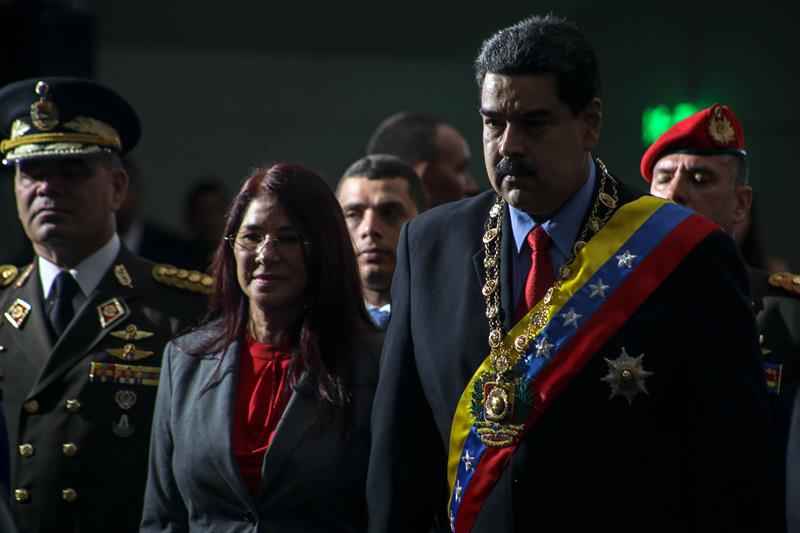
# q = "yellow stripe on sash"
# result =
<box><xmin>447</xmin><ymin>195</ymin><xmax>667</xmax><ymax>492</ymax></box>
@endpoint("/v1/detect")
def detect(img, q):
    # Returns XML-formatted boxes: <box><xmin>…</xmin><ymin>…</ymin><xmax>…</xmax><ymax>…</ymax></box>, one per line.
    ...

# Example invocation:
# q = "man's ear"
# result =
<box><xmin>111</xmin><ymin>167</ymin><xmax>129</xmax><ymax>211</ymax></box>
<box><xmin>581</xmin><ymin>97</ymin><xmax>603</xmax><ymax>152</ymax></box>
<box><xmin>732</xmin><ymin>185</ymin><xmax>753</xmax><ymax>226</ymax></box>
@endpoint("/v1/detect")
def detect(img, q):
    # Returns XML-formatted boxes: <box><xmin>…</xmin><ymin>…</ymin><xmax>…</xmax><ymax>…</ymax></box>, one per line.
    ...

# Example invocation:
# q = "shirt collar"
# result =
<box><xmin>39</xmin><ymin>233</ymin><xmax>121</xmax><ymax>299</ymax></box>
<box><xmin>509</xmin><ymin>156</ymin><xmax>597</xmax><ymax>258</ymax></box>
<box><xmin>365</xmin><ymin>300</ymin><xmax>391</xmax><ymax>314</ymax></box>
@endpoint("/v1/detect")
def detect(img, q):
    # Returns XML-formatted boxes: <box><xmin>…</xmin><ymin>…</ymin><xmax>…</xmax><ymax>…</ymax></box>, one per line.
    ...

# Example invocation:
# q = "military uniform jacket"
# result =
<box><xmin>0</xmin><ymin>246</ymin><xmax>205</xmax><ymax>533</ymax></box>
<box><xmin>367</xmin><ymin>185</ymin><xmax>775</xmax><ymax>533</ymax></box>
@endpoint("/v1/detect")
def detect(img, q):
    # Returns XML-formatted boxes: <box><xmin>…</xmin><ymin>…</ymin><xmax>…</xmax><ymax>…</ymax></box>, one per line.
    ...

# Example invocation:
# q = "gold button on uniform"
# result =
<box><xmin>18</xmin><ymin>443</ymin><xmax>34</xmax><ymax>457</ymax></box>
<box><xmin>23</xmin><ymin>399</ymin><xmax>39</xmax><ymax>414</ymax></box>
<box><xmin>14</xmin><ymin>488</ymin><xmax>29</xmax><ymax>502</ymax></box>
<box><xmin>65</xmin><ymin>399</ymin><xmax>81</xmax><ymax>413</ymax></box>
<box><xmin>62</xmin><ymin>442</ymin><xmax>78</xmax><ymax>456</ymax></box>
<box><xmin>62</xmin><ymin>488</ymin><xmax>77</xmax><ymax>502</ymax></box>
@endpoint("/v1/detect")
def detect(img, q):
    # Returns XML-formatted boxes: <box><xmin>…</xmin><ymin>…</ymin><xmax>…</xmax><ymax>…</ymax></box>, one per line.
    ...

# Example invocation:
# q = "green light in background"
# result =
<box><xmin>642</xmin><ymin>102</ymin><xmax>701</xmax><ymax>146</ymax></box>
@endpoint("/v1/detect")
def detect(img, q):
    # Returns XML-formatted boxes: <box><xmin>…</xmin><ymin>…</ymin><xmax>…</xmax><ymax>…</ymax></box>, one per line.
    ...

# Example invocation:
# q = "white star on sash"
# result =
<box><xmin>616</xmin><ymin>250</ymin><xmax>637</xmax><ymax>268</ymax></box>
<box><xmin>588</xmin><ymin>278</ymin><xmax>610</xmax><ymax>298</ymax></box>
<box><xmin>562</xmin><ymin>307</ymin><xmax>582</xmax><ymax>328</ymax></box>
<box><xmin>455</xmin><ymin>480</ymin><xmax>463</xmax><ymax>502</ymax></box>
<box><xmin>462</xmin><ymin>450</ymin><xmax>474</xmax><ymax>472</ymax></box>
<box><xmin>535</xmin><ymin>337</ymin><xmax>554</xmax><ymax>358</ymax></box>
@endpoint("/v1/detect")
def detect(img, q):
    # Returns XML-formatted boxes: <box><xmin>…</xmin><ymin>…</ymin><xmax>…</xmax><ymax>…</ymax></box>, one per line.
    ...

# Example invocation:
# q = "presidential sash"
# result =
<box><xmin>447</xmin><ymin>196</ymin><xmax>718</xmax><ymax>532</ymax></box>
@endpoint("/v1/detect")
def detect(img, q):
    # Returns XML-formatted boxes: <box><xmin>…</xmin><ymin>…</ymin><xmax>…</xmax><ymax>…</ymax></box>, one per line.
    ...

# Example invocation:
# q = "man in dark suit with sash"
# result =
<box><xmin>0</xmin><ymin>78</ymin><xmax>208</xmax><ymax>533</ymax></box>
<box><xmin>367</xmin><ymin>15</ymin><xmax>774</xmax><ymax>533</ymax></box>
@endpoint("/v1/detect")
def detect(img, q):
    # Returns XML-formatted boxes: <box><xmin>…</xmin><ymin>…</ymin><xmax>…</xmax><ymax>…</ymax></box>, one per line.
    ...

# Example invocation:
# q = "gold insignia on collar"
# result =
<box><xmin>0</xmin><ymin>265</ymin><xmax>19</xmax><ymax>288</ymax></box>
<box><xmin>97</xmin><ymin>298</ymin><xmax>125</xmax><ymax>328</ymax></box>
<box><xmin>15</xmin><ymin>263</ymin><xmax>33</xmax><ymax>289</ymax></box>
<box><xmin>4</xmin><ymin>298</ymin><xmax>32</xmax><ymax>329</ymax></box>
<box><xmin>106</xmin><ymin>343</ymin><xmax>154</xmax><ymax>362</ymax></box>
<box><xmin>601</xmin><ymin>347</ymin><xmax>653</xmax><ymax>405</ymax></box>
<box><xmin>708</xmin><ymin>105</ymin><xmax>736</xmax><ymax>145</ymax></box>
<box><xmin>110</xmin><ymin>324</ymin><xmax>154</xmax><ymax>341</ymax></box>
<box><xmin>30</xmin><ymin>81</ymin><xmax>59</xmax><ymax>131</ymax></box>
<box><xmin>113</xmin><ymin>264</ymin><xmax>134</xmax><ymax>289</ymax></box>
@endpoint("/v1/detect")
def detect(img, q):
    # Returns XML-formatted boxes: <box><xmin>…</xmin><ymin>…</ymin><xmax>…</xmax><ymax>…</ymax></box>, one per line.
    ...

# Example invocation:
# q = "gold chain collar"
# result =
<box><xmin>481</xmin><ymin>158</ymin><xmax>619</xmax><ymax>381</ymax></box>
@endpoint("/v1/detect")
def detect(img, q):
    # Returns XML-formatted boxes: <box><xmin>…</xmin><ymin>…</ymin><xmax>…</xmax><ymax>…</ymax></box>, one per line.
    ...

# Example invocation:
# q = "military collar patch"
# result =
<box><xmin>97</xmin><ymin>298</ymin><xmax>125</xmax><ymax>329</ymax></box>
<box><xmin>4</xmin><ymin>298</ymin><xmax>32</xmax><ymax>329</ymax></box>
<box><xmin>601</xmin><ymin>347</ymin><xmax>653</xmax><ymax>404</ymax></box>
<box><xmin>113</xmin><ymin>264</ymin><xmax>134</xmax><ymax>289</ymax></box>
<box><xmin>15</xmin><ymin>263</ymin><xmax>34</xmax><ymax>289</ymax></box>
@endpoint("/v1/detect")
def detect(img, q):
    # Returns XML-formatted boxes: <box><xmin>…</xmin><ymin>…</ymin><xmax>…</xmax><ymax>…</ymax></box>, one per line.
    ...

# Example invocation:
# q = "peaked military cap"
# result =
<box><xmin>0</xmin><ymin>77</ymin><xmax>140</xmax><ymax>164</ymax></box>
<box><xmin>640</xmin><ymin>103</ymin><xmax>746</xmax><ymax>182</ymax></box>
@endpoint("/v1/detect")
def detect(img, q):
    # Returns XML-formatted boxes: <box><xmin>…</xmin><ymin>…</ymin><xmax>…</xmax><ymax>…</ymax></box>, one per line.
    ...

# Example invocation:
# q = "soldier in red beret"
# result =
<box><xmin>641</xmin><ymin>104</ymin><xmax>800</xmax><ymax>531</ymax></box>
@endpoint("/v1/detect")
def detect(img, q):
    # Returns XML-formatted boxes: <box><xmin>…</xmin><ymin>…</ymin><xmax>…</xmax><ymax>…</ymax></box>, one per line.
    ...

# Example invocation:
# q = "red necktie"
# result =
<box><xmin>515</xmin><ymin>226</ymin><xmax>555</xmax><ymax>321</ymax></box>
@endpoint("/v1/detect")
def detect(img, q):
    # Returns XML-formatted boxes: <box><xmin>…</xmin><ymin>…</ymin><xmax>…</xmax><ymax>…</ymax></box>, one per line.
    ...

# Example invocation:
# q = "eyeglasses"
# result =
<box><xmin>224</xmin><ymin>232</ymin><xmax>311</xmax><ymax>253</ymax></box>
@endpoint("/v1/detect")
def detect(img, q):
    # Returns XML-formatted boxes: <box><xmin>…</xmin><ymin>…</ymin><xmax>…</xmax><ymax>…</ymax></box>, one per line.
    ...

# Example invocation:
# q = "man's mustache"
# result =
<box><xmin>495</xmin><ymin>157</ymin><xmax>536</xmax><ymax>179</ymax></box>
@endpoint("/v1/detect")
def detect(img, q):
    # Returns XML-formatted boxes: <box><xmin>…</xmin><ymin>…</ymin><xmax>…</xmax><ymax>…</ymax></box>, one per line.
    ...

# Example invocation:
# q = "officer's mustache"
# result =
<box><xmin>495</xmin><ymin>157</ymin><xmax>537</xmax><ymax>179</ymax></box>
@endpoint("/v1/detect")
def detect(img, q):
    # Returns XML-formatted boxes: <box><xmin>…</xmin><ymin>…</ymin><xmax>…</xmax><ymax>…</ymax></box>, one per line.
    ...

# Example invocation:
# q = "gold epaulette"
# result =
<box><xmin>151</xmin><ymin>264</ymin><xmax>213</xmax><ymax>295</ymax></box>
<box><xmin>0</xmin><ymin>265</ymin><xmax>18</xmax><ymax>288</ymax></box>
<box><xmin>768</xmin><ymin>272</ymin><xmax>800</xmax><ymax>297</ymax></box>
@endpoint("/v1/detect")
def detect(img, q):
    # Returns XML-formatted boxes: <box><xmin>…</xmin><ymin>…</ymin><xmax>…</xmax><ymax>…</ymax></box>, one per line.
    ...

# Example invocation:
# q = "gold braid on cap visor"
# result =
<box><xmin>0</xmin><ymin>132</ymin><xmax>122</xmax><ymax>153</ymax></box>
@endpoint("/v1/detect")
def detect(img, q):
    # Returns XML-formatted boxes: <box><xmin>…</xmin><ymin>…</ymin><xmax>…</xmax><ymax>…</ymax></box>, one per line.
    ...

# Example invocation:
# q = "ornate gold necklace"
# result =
<box><xmin>478</xmin><ymin>159</ymin><xmax>619</xmax><ymax>426</ymax></box>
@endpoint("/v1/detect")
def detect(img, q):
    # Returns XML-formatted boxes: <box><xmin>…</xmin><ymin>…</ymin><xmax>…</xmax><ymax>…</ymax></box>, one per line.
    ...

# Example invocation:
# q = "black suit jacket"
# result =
<box><xmin>0</xmin><ymin>246</ymin><xmax>205</xmax><ymax>533</ymax></box>
<box><xmin>141</xmin><ymin>328</ymin><xmax>383</xmax><ymax>533</ymax></box>
<box><xmin>368</xmin><ymin>184</ymin><xmax>774</xmax><ymax>532</ymax></box>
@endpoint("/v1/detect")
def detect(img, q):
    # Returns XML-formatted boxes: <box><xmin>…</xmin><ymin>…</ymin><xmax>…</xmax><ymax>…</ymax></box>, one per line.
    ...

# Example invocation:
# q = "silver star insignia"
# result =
<box><xmin>462</xmin><ymin>450</ymin><xmax>474</xmax><ymax>472</ymax></box>
<box><xmin>616</xmin><ymin>250</ymin><xmax>637</xmax><ymax>268</ymax></box>
<box><xmin>588</xmin><ymin>278</ymin><xmax>610</xmax><ymax>298</ymax></box>
<box><xmin>455</xmin><ymin>480</ymin><xmax>463</xmax><ymax>502</ymax></box>
<box><xmin>601</xmin><ymin>347</ymin><xmax>653</xmax><ymax>405</ymax></box>
<box><xmin>561</xmin><ymin>307</ymin><xmax>581</xmax><ymax>328</ymax></box>
<box><xmin>535</xmin><ymin>337</ymin><xmax>554</xmax><ymax>358</ymax></box>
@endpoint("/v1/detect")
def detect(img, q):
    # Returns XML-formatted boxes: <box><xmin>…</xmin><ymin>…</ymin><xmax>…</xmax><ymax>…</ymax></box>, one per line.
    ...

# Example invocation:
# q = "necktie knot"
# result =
<box><xmin>368</xmin><ymin>308</ymin><xmax>391</xmax><ymax>329</ymax></box>
<box><xmin>527</xmin><ymin>225</ymin><xmax>552</xmax><ymax>257</ymax></box>
<box><xmin>48</xmin><ymin>271</ymin><xmax>81</xmax><ymax>338</ymax></box>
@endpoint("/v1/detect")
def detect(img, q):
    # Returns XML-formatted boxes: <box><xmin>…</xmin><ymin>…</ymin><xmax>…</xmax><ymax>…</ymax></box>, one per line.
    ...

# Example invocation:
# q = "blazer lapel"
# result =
<box><xmin>198</xmin><ymin>340</ymin><xmax>254</xmax><ymax>506</ymax></box>
<box><xmin>258</xmin><ymin>370</ymin><xmax>318</xmax><ymax>495</ymax></box>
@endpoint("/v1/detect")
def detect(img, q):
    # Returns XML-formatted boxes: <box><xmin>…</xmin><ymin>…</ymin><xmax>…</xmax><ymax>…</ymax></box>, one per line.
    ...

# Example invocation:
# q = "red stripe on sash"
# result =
<box><xmin>455</xmin><ymin>214</ymin><xmax>716</xmax><ymax>532</ymax></box>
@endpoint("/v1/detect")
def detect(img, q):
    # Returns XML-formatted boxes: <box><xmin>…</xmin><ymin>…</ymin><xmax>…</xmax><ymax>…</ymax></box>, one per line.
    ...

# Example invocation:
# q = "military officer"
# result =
<box><xmin>0</xmin><ymin>78</ymin><xmax>209</xmax><ymax>533</ymax></box>
<box><xmin>641</xmin><ymin>103</ymin><xmax>800</xmax><ymax>529</ymax></box>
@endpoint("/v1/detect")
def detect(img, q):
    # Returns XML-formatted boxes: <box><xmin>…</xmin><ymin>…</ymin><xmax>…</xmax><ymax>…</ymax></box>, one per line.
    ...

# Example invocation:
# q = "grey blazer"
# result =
<box><xmin>140</xmin><ymin>327</ymin><xmax>383</xmax><ymax>533</ymax></box>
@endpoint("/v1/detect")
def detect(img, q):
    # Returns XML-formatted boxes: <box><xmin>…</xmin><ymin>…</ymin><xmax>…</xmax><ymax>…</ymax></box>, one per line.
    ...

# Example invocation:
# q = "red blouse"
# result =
<box><xmin>232</xmin><ymin>334</ymin><xmax>293</xmax><ymax>498</ymax></box>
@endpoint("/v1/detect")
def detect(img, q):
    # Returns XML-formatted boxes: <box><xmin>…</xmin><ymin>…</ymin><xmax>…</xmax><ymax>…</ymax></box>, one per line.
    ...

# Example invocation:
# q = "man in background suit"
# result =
<box><xmin>0</xmin><ymin>77</ymin><xmax>208</xmax><ymax>533</ymax></box>
<box><xmin>337</xmin><ymin>154</ymin><xmax>426</xmax><ymax>328</ymax></box>
<box><xmin>367</xmin><ymin>14</ymin><xmax>774</xmax><ymax>532</ymax></box>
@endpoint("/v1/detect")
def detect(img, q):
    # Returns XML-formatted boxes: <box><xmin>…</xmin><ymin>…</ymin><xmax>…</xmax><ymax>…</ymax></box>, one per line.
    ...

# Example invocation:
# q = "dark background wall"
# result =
<box><xmin>2</xmin><ymin>0</ymin><xmax>798</xmax><ymax>269</ymax></box>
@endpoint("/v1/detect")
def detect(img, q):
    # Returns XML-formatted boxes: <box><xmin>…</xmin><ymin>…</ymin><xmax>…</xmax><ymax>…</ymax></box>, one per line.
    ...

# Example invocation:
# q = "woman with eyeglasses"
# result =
<box><xmin>141</xmin><ymin>164</ymin><xmax>381</xmax><ymax>532</ymax></box>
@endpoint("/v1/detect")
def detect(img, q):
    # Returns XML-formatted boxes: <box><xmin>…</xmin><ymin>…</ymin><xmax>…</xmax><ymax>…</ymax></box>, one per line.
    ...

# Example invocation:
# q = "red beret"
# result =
<box><xmin>640</xmin><ymin>103</ymin><xmax>746</xmax><ymax>182</ymax></box>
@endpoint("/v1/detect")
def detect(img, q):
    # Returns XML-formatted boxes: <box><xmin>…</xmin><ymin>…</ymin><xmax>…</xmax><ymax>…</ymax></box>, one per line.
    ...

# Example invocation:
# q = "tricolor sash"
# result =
<box><xmin>447</xmin><ymin>196</ymin><xmax>717</xmax><ymax>532</ymax></box>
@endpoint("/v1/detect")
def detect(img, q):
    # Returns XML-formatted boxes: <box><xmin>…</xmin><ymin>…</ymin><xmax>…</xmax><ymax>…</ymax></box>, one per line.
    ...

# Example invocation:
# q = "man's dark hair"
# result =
<box><xmin>474</xmin><ymin>14</ymin><xmax>601</xmax><ymax>115</ymax></box>
<box><xmin>366</xmin><ymin>112</ymin><xmax>440</xmax><ymax>165</ymax></box>
<box><xmin>340</xmin><ymin>154</ymin><xmax>427</xmax><ymax>213</ymax></box>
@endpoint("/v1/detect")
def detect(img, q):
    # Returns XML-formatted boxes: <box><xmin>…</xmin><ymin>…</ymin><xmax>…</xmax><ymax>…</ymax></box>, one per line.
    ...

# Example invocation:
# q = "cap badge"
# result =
<box><xmin>601</xmin><ymin>347</ymin><xmax>653</xmax><ymax>404</ymax></box>
<box><xmin>30</xmin><ymin>81</ymin><xmax>59</xmax><ymax>131</ymax></box>
<box><xmin>708</xmin><ymin>105</ymin><xmax>736</xmax><ymax>145</ymax></box>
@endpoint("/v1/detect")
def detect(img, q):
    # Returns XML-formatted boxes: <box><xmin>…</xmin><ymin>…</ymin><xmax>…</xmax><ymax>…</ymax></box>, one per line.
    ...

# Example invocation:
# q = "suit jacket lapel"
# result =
<box><xmin>29</xmin><ymin>248</ymin><xmax>142</xmax><ymax>397</ymax></box>
<box><xmin>197</xmin><ymin>339</ymin><xmax>254</xmax><ymax>506</ymax></box>
<box><xmin>258</xmin><ymin>370</ymin><xmax>318</xmax><ymax>497</ymax></box>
